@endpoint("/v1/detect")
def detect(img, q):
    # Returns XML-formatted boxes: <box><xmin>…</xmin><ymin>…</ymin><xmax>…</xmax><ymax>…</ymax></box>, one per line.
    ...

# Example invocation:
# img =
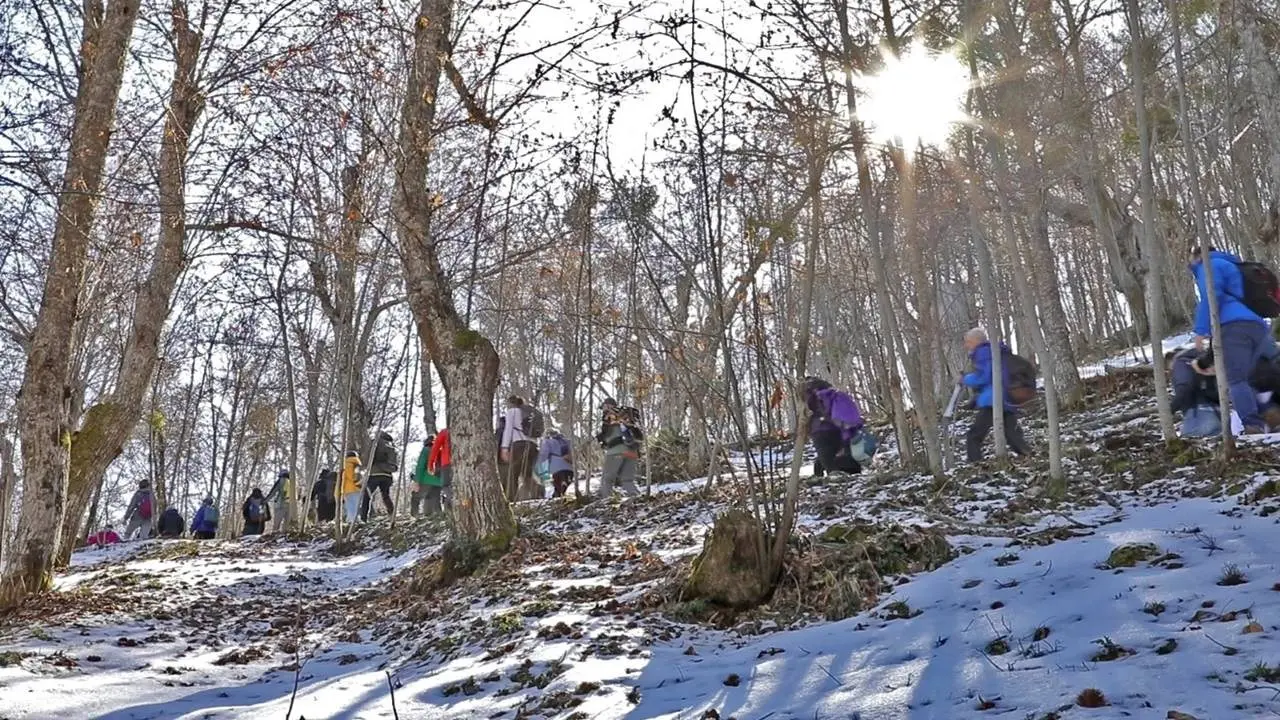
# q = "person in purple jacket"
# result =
<box><xmin>802</xmin><ymin>377</ymin><xmax>865</xmax><ymax>476</ymax></box>
<box><xmin>962</xmin><ymin>328</ymin><xmax>1032</xmax><ymax>462</ymax></box>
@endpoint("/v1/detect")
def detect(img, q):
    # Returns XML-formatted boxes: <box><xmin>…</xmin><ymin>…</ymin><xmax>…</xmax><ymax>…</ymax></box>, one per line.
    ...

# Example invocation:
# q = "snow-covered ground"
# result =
<box><xmin>3</xmin><ymin>339</ymin><xmax>1280</xmax><ymax>719</ymax></box>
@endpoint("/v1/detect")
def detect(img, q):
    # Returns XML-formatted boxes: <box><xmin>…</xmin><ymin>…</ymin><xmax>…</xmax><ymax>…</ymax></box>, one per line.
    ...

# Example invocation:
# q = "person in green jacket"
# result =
<box><xmin>411</xmin><ymin>434</ymin><xmax>444</xmax><ymax>516</ymax></box>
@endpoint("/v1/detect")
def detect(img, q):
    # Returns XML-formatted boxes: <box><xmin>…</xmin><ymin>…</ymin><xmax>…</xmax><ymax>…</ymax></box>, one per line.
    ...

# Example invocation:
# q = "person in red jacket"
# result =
<box><xmin>428</xmin><ymin>428</ymin><xmax>452</xmax><ymax>493</ymax></box>
<box><xmin>87</xmin><ymin>525</ymin><xmax>122</xmax><ymax>549</ymax></box>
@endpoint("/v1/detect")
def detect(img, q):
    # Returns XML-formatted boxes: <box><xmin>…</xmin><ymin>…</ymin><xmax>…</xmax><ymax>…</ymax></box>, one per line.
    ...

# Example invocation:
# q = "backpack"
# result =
<box><xmin>373</xmin><ymin>440</ymin><xmax>398</xmax><ymax>471</ymax></box>
<box><xmin>819</xmin><ymin>388</ymin><xmax>863</xmax><ymax>430</ymax></box>
<box><xmin>248</xmin><ymin>498</ymin><xmax>265</xmax><ymax>522</ymax></box>
<box><xmin>1004</xmin><ymin>351</ymin><xmax>1038</xmax><ymax>405</ymax></box>
<box><xmin>1232</xmin><ymin>261</ymin><xmax>1280</xmax><ymax>318</ymax></box>
<box><xmin>521</xmin><ymin>405</ymin><xmax>545</xmax><ymax>438</ymax></box>
<box><xmin>139</xmin><ymin>494</ymin><xmax>153</xmax><ymax>520</ymax></box>
<box><xmin>204</xmin><ymin>506</ymin><xmax>220</xmax><ymax>529</ymax></box>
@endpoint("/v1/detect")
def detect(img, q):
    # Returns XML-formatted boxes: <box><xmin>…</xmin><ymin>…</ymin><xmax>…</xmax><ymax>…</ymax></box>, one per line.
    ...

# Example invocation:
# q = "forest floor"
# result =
<box><xmin>3</xmin><ymin>337</ymin><xmax>1280</xmax><ymax>720</ymax></box>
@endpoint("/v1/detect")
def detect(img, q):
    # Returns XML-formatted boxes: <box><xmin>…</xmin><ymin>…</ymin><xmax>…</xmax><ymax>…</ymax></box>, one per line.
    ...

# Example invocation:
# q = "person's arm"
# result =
<box><xmin>428</xmin><ymin>436</ymin><xmax>442</xmax><ymax>472</ymax></box>
<box><xmin>242</xmin><ymin>501</ymin><xmax>252</xmax><ymax>521</ymax></box>
<box><xmin>1192</xmin><ymin>267</ymin><xmax>1212</xmax><ymax>337</ymax></box>
<box><xmin>537</xmin><ymin>442</ymin><xmax>551</xmax><ymax>465</ymax></box>
<box><xmin>963</xmin><ymin>349</ymin><xmax>991</xmax><ymax>388</ymax></box>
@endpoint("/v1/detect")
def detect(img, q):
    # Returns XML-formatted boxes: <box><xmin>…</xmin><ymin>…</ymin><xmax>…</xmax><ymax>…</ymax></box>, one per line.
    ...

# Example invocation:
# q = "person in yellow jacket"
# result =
<box><xmin>338</xmin><ymin>450</ymin><xmax>363</xmax><ymax>524</ymax></box>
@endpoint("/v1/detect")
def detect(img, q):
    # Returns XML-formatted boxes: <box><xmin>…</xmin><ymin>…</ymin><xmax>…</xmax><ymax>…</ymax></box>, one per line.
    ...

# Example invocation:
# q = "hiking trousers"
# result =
<box><xmin>342</xmin><ymin>492</ymin><xmax>361</xmax><ymax>523</ymax></box>
<box><xmin>812</xmin><ymin>430</ymin><xmax>860</xmax><ymax>476</ymax></box>
<box><xmin>499</xmin><ymin>440</ymin><xmax>538</xmax><ymax>501</ymax></box>
<box><xmin>411</xmin><ymin>485</ymin><xmax>446</xmax><ymax>516</ymax></box>
<box><xmin>1221</xmin><ymin>320</ymin><xmax>1278</xmax><ymax>430</ymax></box>
<box><xmin>124</xmin><ymin>516</ymin><xmax>152</xmax><ymax>541</ymax></box>
<box><xmin>966</xmin><ymin>407</ymin><xmax>1031</xmax><ymax>461</ymax></box>
<box><xmin>600</xmin><ymin>454</ymin><xmax>640</xmax><ymax>496</ymax></box>
<box><xmin>360</xmin><ymin>474</ymin><xmax>395</xmax><ymax>521</ymax></box>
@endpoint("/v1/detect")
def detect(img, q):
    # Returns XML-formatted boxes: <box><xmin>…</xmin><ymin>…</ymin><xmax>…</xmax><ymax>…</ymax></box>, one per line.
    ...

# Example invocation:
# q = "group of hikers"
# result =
<box><xmin>82</xmin><ymin>244</ymin><xmax>1280</xmax><ymax>548</ymax></box>
<box><xmin>85</xmin><ymin>395</ymin><xmax>648</xmax><ymax>546</ymax></box>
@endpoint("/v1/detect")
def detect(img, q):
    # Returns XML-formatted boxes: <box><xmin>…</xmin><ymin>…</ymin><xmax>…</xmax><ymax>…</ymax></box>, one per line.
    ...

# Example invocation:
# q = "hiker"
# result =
<box><xmin>1184</xmin><ymin>347</ymin><xmax>1280</xmax><ymax>434</ymax></box>
<box><xmin>266</xmin><ymin>469</ymin><xmax>291</xmax><ymax>533</ymax></box>
<box><xmin>596</xmin><ymin>398</ymin><xmax>644</xmax><ymax>497</ymax></box>
<box><xmin>191</xmin><ymin>496</ymin><xmax>219</xmax><ymax>539</ymax></box>
<box><xmin>1171</xmin><ymin>348</ymin><xmax>1222</xmax><ymax>437</ymax></box>
<box><xmin>311</xmin><ymin>469</ymin><xmax>338</xmax><ymax>522</ymax></box>
<box><xmin>427</xmin><ymin>428</ymin><xmax>453</xmax><ymax>513</ymax></box>
<box><xmin>803</xmin><ymin>377</ymin><xmax>870</xmax><ymax>476</ymax></box>
<box><xmin>123</xmin><ymin>479</ymin><xmax>155</xmax><ymax>541</ymax></box>
<box><xmin>1189</xmin><ymin>246</ymin><xmax>1280</xmax><ymax>434</ymax></box>
<box><xmin>86</xmin><ymin>525</ymin><xmax>121</xmax><ymax>549</ymax></box>
<box><xmin>157</xmin><ymin>506</ymin><xmax>186</xmax><ymax>539</ymax></box>
<box><xmin>537</xmin><ymin>427</ymin><xmax>575</xmax><ymax>498</ymax></box>
<box><xmin>962</xmin><ymin>328</ymin><xmax>1033</xmax><ymax>462</ymax></box>
<box><xmin>361</xmin><ymin>432</ymin><xmax>398</xmax><ymax>521</ymax></box>
<box><xmin>242</xmin><ymin>488</ymin><xmax>271</xmax><ymax>536</ymax></box>
<box><xmin>498</xmin><ymin>396</ymin><xmax>542</xmax><ymax>501</ymax></box>
<box><xmin>339</xmin><ymin>450</ymin><xmax>363</xmax><ymax>524</ymax></box>
<box><xmin>411</xmin><ymin>434</ymin><xmax>444</xmax><ymax>516</ymax></box>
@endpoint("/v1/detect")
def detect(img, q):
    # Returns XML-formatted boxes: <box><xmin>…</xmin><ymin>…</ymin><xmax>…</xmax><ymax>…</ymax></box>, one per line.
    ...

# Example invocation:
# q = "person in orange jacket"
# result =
<box><xmin>427</xmin><ymin>429</ymin><xmax>452</xmax><ymax>508</ymax></box>
<box><xmin>338</xmin><ymin>450</ymin><xmax>363</xmax><ymax>523</ymax></box>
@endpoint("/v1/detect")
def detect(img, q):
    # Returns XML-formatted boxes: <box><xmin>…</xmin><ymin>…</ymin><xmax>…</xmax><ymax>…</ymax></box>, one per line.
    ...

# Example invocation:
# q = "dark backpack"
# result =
<box><xmin>1232</xmin><ymin>261</ymin><xmax>1280</xmax><ymax>318</ymax></box>
<box><xmin>373</xmin><ymin>440</ymin><xmax>398</xmax><ymax>471</ymax></box>
<box><xmin>521</xmin><ymin>406</ymin><xmax>545</xmax><ymax>438</ymax></box>
<box><xmin>1004</xmin><ymin>351</ymin><xmax>1038</xmax><ymax>405</ymax></box>
<box><xmin>204</xmin><ymin>505</ymin><xmax>220</xmax><ymax>529</ymax></box>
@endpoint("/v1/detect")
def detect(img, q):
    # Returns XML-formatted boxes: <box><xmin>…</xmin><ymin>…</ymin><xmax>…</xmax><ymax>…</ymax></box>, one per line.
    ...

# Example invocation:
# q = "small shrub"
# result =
<box><xmin>1105</xmin><ymin>543</ymin><xmax>1159</xmax><ymax>568</ymax></box>
<box><xmin>1246</xmin><ymin>663</ymin><xmax>1280</xmax><ymax>683</ymax></box>
<box><xmin>723</xmin><ymin>673</ymin><xmax>741</xmax><ymax>687</ymax></box>
<box><xmin>1155</xmin><ymin>639</ymin><xmax>1177</xmax><ymax>655</ymax></box>
<box><xmin>1076</xmin><ymin>688</ymin><xmax>1108</xmax><ymax>707</ymax></box>
<box><xmin>1217</xmin><ymin>563</ymin><xmax>1247</xmax><ymax>586</ymax></box>
<box><xmin>491</xmin><ymin>612</ymin><xmax>523</xmax><ymax>635</ymax></box>
<box><xmin>1032</xmin><ymin>626</ymin><xmax>1051</xmax><ymax>641</ymax></box>
<box><xmin>0</xmin><ymin>651</ymin><xmax>31</xmax><ymax>667</ymax></box>
<box><xmin>882</xmin><ymin>600</ymin><xmax>919</xmax><ymax>620</ymax></box>
<box><xmin>976</xmin><ymin>695</ymin><xmax>998</xmax><ymax>710</ymax></box>
<box><xmin>1142</xmin><ymin>601</ymin><xmax>1166</xmax><ymax>616</ymax></box>
<box><xmin>1090</xmin><ymin>637</ymin><xmax>1134</xmax><ymax>662</ymax></box>
<box><xmin>985</xmin><ymin>638</ymin><xmax>1010</xmax><ymax>656</ymax></box>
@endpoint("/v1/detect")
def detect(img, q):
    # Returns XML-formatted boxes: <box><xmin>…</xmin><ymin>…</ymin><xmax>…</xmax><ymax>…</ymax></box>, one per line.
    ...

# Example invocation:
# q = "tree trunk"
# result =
<box><xmin>58</xmin><ymin>0</ymin><xmax>199</xmax><ymax>562</ymax></box>
<box><xmin>392</xmin><ymin>0</ymin><xmax>514</xmax><ymax>547</ymax></box>
<box><xmin>1127</xmin><ymin>0</ymin><xmax>1177</xmax><ymax>441</ymax></box>
<box><xmin>1</xmin><ymin>0</ymin><xmax>141</xmax><ymax>607</ymax></box>
<box><xmin>1171</xmin><ymin>0</ymin><xmax>1235</xmax><ymax>455</ymax></box>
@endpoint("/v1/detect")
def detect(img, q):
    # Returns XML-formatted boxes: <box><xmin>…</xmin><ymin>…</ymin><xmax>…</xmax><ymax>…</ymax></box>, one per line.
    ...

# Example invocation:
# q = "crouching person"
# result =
<box><xmin>1171</xmin><ymin>348</ymin><xmax>1222</xmax><ymax>437</ymax></box>
<box><xmin>802</xmin><ymin>377</ymin><xmax>873</xmax><ymax>476</ymax></box>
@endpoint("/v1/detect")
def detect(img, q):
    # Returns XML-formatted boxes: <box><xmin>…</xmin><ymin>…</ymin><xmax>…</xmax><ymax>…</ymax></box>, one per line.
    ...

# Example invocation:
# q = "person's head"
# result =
<box><xmin>250</xmin><ymin>487</ymin><xmax>263</xmax><ymax>498</ymax></box>
<box><xmin>139</xmin><ymin>478</ymin><xmax>151</xmax><ymax>489</ymax></box>
<box><xmin>105</xmin><ymin>524</ymin><xmax>114</xmax><ymax>531</ymax></box>
<box><xmin>378</xmin><ymin>431</ymin><xmax>393</xmax><ymax>442</ymax></box>
<box><xmin>506</xmin><ymin>395</ymin><xmax>524</xmax><ymax>408</ymax></box>
<box><xmin>602</xmin><ymin>397</ymin><xmax>618</xmax><ymax>411</ymax></box>
<box><xmin>963</xmin><ymin>327</ymin><xmax>989</xmax><ymax>353</ymax></box>
<box><xmin>277</xmin><ymin>469</ymin><xmax>289</xmax><ymax>479</ymax></box>
<box><xmin>345</xmin><ymin>449</ymin><xmax>359</xmax><ymax>459</ymax></box>
<box><xmin>1189</xmin><ymin>245</ymin><xmax>1217</xmax><ymax>262</ymax></box>
<box><xmin>203</xmin><ymin>496</ymin><xmax>214</xmax><ymax>505</ymax></box>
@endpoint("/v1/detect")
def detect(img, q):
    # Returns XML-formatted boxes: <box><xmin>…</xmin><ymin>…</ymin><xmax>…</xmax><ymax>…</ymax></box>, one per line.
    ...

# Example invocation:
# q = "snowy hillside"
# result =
<box><xmin>3</xmin><ymin>356</ymin><xmax>1280</xmax><ymax>720</ymax></box>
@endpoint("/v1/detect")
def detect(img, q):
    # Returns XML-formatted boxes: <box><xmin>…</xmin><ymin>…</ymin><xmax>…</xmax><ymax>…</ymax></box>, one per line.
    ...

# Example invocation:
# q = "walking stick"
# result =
<box><xmin>941</xmin><ymin>383</ymin><xmax>963</xmax><ymax>472</ymax></box>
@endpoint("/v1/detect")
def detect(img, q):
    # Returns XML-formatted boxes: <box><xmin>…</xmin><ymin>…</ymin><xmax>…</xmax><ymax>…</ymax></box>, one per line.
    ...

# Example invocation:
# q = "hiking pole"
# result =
<box><xmin>941</xmin><ymin>383</ymin><xmax>963</xmax><ymax>472</ymax></box>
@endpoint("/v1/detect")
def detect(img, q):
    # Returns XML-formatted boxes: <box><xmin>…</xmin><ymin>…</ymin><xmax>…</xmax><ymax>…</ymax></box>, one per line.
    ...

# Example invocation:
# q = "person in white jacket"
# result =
<box><xmin>498</xmin><ymin>396</ymin><xmax>540</xmax><ymax>500</ymax></box>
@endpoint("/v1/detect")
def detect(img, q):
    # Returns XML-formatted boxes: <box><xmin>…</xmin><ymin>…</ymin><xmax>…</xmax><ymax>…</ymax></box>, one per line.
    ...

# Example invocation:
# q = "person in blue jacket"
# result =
<box><xmin>962</xmin><ymin>328</ymin><xmax>1032</xmax><ymax>462</ymax></box>
<box><xmin>1189</xmin><ymin>247</ymin><xmax>1279</xmax><ymax>433</ymax></box>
